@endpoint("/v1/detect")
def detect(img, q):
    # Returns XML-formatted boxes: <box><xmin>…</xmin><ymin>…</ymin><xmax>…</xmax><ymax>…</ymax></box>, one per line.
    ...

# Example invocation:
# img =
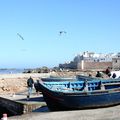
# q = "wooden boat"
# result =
<box><xmin>36</xmin><ymin>77</ymin><xmax>76</xmax><ymax>92</ymax></box>
<box><xmin>41</xmin><ymin>76</ymin><xmax>76</xmax><ymax>82</ymax></box>
<box><xmin>41</xmin><ymin>75</ymin><xmax>100</xmax><ymax>82</ymax></box>
<box><xmin>38</xmin><ymin>78</ymin><xmax>120</xmax><ymax>111</ymax></box>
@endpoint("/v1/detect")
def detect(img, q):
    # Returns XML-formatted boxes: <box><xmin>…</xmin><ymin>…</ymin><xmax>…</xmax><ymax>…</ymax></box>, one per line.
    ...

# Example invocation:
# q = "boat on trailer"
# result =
<box><xmin>38</xmin><ymin>78</ymin><xmax>120</xmax><ymax>111</ymax></box>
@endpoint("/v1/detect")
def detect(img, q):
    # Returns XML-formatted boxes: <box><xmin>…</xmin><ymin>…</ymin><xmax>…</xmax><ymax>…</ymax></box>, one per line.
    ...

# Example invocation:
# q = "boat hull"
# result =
<box><xmin>40</xmin><ymin>85</ymin><xmax>120</xmax><ymax>111</ymax></box>
<box><xmin>38</xmin><ymin>77</ymin><xmax>120</xmax><ymax>111</ymax></box>
<box><xmin>44</xmin><ymin>90</ymin><xmax>120</xmax><ymax>110</ymax></box>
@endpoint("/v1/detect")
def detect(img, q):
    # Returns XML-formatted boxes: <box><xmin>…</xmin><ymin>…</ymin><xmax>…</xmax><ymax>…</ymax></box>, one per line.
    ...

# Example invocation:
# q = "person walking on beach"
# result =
<box><xmin>27</xmin><ymin>76</ymin><xmax>34</xmax><ymax>99</ymax></box>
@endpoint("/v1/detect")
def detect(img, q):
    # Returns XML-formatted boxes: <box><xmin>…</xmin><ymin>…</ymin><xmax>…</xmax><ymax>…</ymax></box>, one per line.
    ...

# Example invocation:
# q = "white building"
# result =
<box><xmin>74</xmin><ymin>51</ymin><xmax>118</xmax><ymax>63</ymax></box>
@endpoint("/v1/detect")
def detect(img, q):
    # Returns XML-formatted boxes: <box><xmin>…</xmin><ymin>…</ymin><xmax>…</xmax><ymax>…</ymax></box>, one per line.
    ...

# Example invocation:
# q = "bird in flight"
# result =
<box><xmin>59</xmin><ymin>31</ymin><xmax>67</xmax><ymax>36</ymax></box>
<box><xmin>17</xmin><ymin>33</ymin><xmax>24</xmax><ymax>40</ymax></box>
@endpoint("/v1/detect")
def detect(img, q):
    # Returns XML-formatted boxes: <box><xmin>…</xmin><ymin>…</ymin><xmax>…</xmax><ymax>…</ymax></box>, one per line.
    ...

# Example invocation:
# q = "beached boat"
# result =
<box><xmin>35</xmin><ymin>77</ymin><xmax>76</xmax><ymax>92</ymax></box>
<box><xmin>41</xmin><ymin>74</ymin><xmax>101</xmax><ymax>82</ymax></box>
<box><xmin>41</xmin><ymin>76</ymin><xmax>76</xmax><ymax>82</ymax></box>
<box><xmin>38</xmin><ymin>78</ymin><xmax>120</xmax><ymax>111</ymax></box>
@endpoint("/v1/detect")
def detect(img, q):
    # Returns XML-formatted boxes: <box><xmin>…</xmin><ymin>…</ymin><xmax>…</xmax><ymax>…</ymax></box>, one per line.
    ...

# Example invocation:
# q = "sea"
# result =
<box><xmin>0</xmin><ymin>69</ymin><xmax>25</xmax><ymax>74</ymax></box>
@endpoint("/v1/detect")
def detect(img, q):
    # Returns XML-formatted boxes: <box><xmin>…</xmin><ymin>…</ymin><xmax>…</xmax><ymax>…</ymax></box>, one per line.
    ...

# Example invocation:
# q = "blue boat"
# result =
<box><xmin>41</xmin><ymin>76</ymin><xmax>76</xmax><ymax>82</ymax></box>
<box><xmin>38</xmin><ymin>78</ymin><xmax>120</xmax><ymax>111</ymax></box>
<box><xmin>37</xmin><ymin>75</ymin><xmax>103</xmax><ymax>92</ymax></box>
<box><xmin>41</xmin><ymin>75</ymin><xmax>102</xmax><ymax>82</ymax></box>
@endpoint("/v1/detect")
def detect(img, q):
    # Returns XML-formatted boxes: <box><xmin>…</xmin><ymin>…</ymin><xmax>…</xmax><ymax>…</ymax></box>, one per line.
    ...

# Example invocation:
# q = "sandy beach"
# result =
<box><xmin>0</xmin><ymin>71</ymin><xmax>108</xmax><ymax>95</ymax></box>
<box><xmin>0</xmin><ymin>71</ymin><xmax>77</xmax><ymax>95</ymax></box>
<box><xmin>0</xmin><ymin>73</ymin><xmax>51</xmax><ymax>95</ymax></box>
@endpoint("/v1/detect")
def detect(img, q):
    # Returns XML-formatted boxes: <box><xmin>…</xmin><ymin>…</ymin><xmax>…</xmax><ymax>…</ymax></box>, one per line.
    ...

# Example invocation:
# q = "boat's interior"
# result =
<box><xmin>43</xmin><ymin>79</ymin><xmax>120</xmax><ymax>92</ymax></box>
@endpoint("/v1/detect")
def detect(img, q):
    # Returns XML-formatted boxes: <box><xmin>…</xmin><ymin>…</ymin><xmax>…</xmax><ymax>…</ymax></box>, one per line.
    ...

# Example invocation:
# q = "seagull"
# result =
<box><xmin>59</xmin><ymin>31</ymin><xmax>67</xmax><ymax>36</ymax></box>
<box><xmin>17</xmin><ymin>33</ymin><xmax>24</xmax><ymax>40</ymax></box>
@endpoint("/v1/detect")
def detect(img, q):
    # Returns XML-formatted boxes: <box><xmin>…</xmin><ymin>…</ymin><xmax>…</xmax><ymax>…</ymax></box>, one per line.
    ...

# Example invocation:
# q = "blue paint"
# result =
<box><xmin>38</xmin><ymin>77</ymin><xmax>120</xmax><ymax>111</ymax></box>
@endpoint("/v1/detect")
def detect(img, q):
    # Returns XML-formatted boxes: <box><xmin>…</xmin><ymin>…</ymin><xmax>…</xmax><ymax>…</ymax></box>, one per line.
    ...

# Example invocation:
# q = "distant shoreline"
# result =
<box><xmin>0</xmin><ymin>69</ymin><xmax>25</xmax><ymax>74</ymax></box>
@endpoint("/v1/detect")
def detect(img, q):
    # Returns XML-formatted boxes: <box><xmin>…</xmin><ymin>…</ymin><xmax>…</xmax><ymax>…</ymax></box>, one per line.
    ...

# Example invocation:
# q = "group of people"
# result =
<box><xmin>105</xmin><ymin>67</ymin><xmax>117</xmax><ymax>79</ymax></box>
<box><xmin>95</xmin><ymin>67</ymin><xmax>117</xmax><ymax>79</ymax></box>
<box><xmin>27</xmin><ymin>76</ymin><xmax>40</xmax><ymax>99</ymax></box>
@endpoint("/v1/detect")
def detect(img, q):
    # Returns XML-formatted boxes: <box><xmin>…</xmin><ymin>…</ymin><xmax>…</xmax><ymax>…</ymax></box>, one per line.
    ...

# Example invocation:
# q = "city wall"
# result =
<box><xmin>78</xmin><ymin>61</ymin><xmax>112</xmax><ymax>71</ymax></box>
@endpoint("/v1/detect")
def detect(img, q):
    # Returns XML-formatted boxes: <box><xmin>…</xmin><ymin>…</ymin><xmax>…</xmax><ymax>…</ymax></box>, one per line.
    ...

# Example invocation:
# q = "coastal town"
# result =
<box><xmin>0</xmin><ymin>51</ymin><xmax>120</xmax><ymax>119</ymax></box>
<box><xmin>1</xmin><ymin>51</ymin><xmax>120</xmax><ymax>95</ymax></box>
<box><xmin>1</xmin><ymin>0</ymin><xmax>120</xmax><ymax>119</ymax></box>
<box><xmin>59</xmin><ymin>51</ymin><xmax>120</xmax><ymax>71</ymax></box>
<box><xmin>23</xmin><ymin>51</ymin><xmax>120</xmax><ymax>74</ymax></box>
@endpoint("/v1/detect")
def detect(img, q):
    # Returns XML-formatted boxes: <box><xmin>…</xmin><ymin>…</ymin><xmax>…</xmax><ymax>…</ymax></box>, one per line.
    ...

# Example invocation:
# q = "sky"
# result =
<box><xmin>0</xmin><ymin>0</ymin><xmax>120</xmax><ymax>68</ymax></box>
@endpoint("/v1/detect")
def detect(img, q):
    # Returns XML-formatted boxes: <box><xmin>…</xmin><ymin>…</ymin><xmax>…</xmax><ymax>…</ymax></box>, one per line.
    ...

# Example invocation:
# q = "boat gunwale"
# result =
<box><xmin>40</xmin><ymin>82</ymin><xmax>120</xmax><ymax>96</ymax></box>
